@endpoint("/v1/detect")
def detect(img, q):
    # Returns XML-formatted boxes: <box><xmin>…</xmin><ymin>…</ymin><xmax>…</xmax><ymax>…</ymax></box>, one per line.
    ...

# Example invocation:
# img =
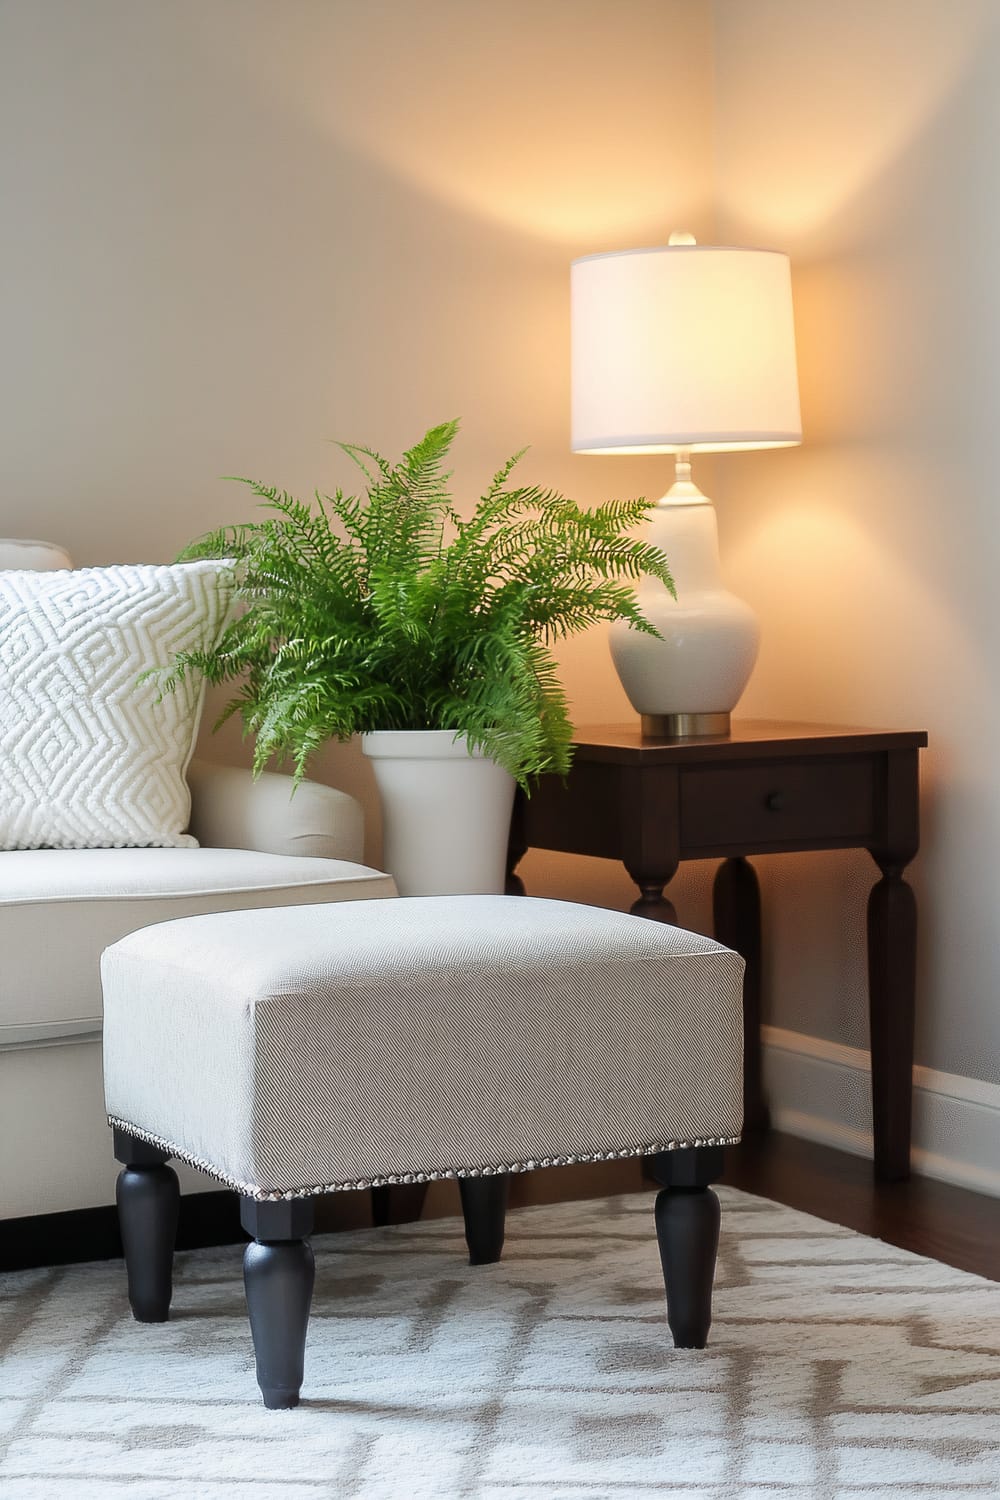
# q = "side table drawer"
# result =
<box><xmin>680</xmin><ymin>756</ymin><xmax>876</xmax><ymax>850</ymax></box>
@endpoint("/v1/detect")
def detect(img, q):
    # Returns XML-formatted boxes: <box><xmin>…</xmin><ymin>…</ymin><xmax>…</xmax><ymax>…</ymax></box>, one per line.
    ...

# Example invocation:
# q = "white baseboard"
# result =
<box><xmin>761</xmin><ymin>1025</ymin><xmax>1000</xmax><ymax>1198</ymax></box>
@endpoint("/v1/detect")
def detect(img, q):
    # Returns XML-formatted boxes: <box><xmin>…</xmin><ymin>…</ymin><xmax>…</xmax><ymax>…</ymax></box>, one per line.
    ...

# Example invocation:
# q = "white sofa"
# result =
<box><xmin>0</xmin><ymin>541</ymin><xmax>396</xmax><ymax>1219</ymax></box>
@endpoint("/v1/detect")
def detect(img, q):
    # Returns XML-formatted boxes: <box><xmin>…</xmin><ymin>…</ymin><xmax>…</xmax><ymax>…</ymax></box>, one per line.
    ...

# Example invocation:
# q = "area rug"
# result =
<box><xmin>2</xmin><ymin>1186</ymin><xmax>1000</xmax><ymax>1499</ymax></box>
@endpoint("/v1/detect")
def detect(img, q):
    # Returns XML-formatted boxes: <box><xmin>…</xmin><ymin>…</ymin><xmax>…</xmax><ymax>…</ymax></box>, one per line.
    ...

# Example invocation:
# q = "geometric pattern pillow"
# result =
<box><xmin>0</xmin><ymin>561</ymin><xmax>232</xmax><ymax>850</ymax></box>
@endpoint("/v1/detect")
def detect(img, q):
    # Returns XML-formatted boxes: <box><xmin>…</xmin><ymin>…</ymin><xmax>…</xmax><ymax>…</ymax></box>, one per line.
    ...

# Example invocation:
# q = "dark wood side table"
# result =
<box><xmin>506</xmin><ymin>721</ymin><xmax>927</xmax><ymax>1183</ymax></box>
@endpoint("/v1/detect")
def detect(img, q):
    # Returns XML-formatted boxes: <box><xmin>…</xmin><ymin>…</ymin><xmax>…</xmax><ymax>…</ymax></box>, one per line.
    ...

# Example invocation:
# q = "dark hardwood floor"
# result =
<box><xmin>720</xmin><ymin>1131</ymin><xmax>1000</xmax><ymax>1283</ymax></box>
<box><xmin>4</xmin><ymin>1133</ymin><xmax>999</xmax><ymax>1280</ymax></box>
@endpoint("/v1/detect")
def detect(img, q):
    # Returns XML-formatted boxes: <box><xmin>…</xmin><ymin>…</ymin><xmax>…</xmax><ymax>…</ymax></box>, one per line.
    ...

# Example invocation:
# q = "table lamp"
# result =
<box><xmin>571</xmin><ymin>232</ymin><xmax>801</xmax><ymax>736</ymax></box>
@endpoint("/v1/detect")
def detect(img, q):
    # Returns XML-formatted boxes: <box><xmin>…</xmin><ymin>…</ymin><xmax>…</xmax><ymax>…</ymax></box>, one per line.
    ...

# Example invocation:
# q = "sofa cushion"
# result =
<box><xmin>0</xmin><ymin>539</ymin><xmax>73</xmax><ymax>571</ymax></box>
<box><xmin>0</xmin><ymin>847</ymin><xmax>396</xmax><ymax>1047</ymax></box>
<box><xmin>0</xmin><ymin>561</ymin><xmax>231</xmax><ymax>851</ymax></box>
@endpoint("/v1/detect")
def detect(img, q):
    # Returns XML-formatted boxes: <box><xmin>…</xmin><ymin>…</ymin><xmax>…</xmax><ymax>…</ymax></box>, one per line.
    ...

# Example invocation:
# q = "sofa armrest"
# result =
<box><xmin>186</xmin><ymin>759</ymin><xmax>365</xmax><ymax>863</ymax></box>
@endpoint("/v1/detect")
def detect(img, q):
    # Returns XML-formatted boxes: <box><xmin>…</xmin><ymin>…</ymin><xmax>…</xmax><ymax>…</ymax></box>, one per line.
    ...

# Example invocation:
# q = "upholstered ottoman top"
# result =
<box><xmin>102</xmin><ymin>896</ymin><xmax>744</xmax><ymax>1200</ymax></box>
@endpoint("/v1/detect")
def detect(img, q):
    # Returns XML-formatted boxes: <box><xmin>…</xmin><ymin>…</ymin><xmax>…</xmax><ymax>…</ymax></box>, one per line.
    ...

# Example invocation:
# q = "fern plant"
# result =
<box><xmin>166</xmin><ymin>421</ymin><xmax>674</xmax><ymax>788</ymax></box>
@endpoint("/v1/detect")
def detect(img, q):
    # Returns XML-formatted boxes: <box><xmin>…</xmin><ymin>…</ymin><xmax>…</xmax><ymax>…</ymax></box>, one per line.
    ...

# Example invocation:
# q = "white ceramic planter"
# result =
<box><xmin>361</xmin><ymin>730</ymin><xmax>516</xmax><ymax>897</ymax></box>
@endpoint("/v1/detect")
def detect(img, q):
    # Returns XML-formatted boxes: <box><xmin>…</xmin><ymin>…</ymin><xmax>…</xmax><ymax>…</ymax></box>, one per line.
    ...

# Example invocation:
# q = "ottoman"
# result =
<box><xmin>102</xmin><ymin>895</ymin><xmax>744</xmax><ymax>1408</ymax></box>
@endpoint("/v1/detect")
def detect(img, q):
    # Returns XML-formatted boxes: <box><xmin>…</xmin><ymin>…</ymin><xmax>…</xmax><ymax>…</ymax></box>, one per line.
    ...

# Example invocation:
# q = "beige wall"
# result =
<box><xmin>0</xmin><ymin>0</ymin><xmax>716</xmax><ymax>913</ymax></box>
<box><xmin>711</xmin><ymin>1</ymin><xmax>1000</xmax><ymax>1125</ymax></box>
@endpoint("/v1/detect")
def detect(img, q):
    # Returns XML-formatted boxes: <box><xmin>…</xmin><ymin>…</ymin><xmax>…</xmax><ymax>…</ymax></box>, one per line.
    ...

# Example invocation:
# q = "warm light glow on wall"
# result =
<box><xmin>715</xmin><ymin>3</ymin><xmax>990</xmax><ymax>241</ymax></box>
<box><xmin>192</xmin><ymin>3</ymin><xmax>713</xmax><ymax>245</ymax></box>
<box><xmin>725</xmin><ymin>474</ymin><xmax>990</xmax><ymax>729</ymax></box>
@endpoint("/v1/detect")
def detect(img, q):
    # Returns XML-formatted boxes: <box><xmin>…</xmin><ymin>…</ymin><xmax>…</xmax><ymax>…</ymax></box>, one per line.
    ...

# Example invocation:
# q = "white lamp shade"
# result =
<box><xmin>571</xmin><ymin>244</ymin><xmax>801</xmax><ymax>454</ymax></box>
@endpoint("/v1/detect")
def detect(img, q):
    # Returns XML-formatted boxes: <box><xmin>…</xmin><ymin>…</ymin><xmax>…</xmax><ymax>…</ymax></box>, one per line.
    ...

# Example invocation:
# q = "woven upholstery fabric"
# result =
<box><xmin>102</xmin><ymin>895</ymin><xmax>744</xmax><ymax>1198</ymax></box>
<box><xmin>0</xmin><ymin>561</ymin><xmax>230</xmax><ymax>850</ymax></box>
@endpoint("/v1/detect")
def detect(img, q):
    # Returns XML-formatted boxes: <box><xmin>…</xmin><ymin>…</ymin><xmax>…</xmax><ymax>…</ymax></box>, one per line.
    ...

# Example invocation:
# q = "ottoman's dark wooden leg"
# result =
<box><xmin>459</xmin><ymin>1175</ymin><xmax>509</xmax><ymax>1265</ymax></box>
<box><xmin>241</xmin><ymin>1198</ymin><xmax>315</xmax><ymax>1410</ymax></box>
<box><xmin>370</xmin><ymin>1182</ymin><xmax>430</xmax><ymax>1227</ymax></box>
<box><xmin>648</xmin><ymin>1146</ymin><xmax>724</xmax><ymax>1349</ymax></box>
<box><xmin>113</xmin><ymin>1128</ymin><xmax>179</xmax><ymax>1323</ymax></box>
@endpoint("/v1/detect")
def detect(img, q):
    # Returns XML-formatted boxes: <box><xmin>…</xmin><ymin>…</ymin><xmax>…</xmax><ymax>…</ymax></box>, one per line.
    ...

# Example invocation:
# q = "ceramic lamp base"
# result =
<box><xmin>609</xmin><ymin>460</ymin><xmax>759</xmax><ymax>734</ymax></box>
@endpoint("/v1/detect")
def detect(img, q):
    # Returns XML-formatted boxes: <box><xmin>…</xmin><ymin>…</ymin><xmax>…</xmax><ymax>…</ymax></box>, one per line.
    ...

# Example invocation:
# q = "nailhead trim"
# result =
<box><xmin>107</xmin><ymin>1115</ymin><xmax>741</xmax><ymax>1202</ymax></box>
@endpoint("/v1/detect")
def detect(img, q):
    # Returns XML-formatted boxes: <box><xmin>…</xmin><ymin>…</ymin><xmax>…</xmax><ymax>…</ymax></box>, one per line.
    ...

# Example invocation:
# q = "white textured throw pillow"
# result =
<box><xmin>0</xmin><ymin>561</ymin><xmax>231</xmax><ymax>850</ymax></box>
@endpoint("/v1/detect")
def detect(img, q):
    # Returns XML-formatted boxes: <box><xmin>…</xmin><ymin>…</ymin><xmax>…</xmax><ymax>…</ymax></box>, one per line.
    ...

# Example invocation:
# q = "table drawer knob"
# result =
<box><xmin>765</xmin><ymin>790</ymin><xmax>786</xmax><ymax>811</ymax></box>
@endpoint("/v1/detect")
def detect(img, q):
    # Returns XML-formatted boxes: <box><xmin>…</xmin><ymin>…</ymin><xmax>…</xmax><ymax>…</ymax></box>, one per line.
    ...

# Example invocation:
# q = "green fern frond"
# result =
<box><xmin>159</xmin><ymin>424</ymin><xmax>674</xmax><ymax>788</ymax></box>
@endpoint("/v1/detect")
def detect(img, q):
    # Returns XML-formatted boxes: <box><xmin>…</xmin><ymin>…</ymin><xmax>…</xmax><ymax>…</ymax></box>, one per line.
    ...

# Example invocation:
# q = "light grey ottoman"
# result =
<box><xmin>102</xmin><ymin>895</ymin><xmax>744</xmax><ymax>1408</ymax></box>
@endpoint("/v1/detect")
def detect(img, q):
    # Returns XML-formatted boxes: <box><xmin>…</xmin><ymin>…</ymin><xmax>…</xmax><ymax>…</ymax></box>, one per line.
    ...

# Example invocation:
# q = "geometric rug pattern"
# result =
<box><xmin>2</xmin><ymin>1186</ymin><xmax>1000</xmax><ymax>1499</ymax></box>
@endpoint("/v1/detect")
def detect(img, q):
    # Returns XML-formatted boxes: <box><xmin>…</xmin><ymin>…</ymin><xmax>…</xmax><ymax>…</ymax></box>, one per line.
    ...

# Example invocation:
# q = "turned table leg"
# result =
<box><xmin>625</xmin><ymin>845</ymin><xmax>680</xmax><ymax>924</ymax></box>
<box><xmin>713</xmin><ymin>856</ymin><xmax>767</xmax><ymax>1133</ymax></box>
<box><xmin>626</xmin><ymin>874</ymin><xmax>679</xmax><ymax>924</ymax></box>
<box><xmin>867</xmin><ymin>856</ymin><xmax>918</xmax><ymax>1181</ymax></box>
<box><xmin>114</xmin><ymin>1128</ymin><xmax>179</xmax><ymax>1323</ymax></box>
<box><xmin>867</xmin><ymin>747</ymin><xmax>921</xmax><ymax>1182</ymax></box>
<box><xmin>241</xmin><ymin>1198</ymin><xmax>315</xmax><ymax>1409</ymax></box>
<box><xmin>505</xmin><ymin>787</ymin><xmax>528</xmax><ymax>896</ymax></box>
